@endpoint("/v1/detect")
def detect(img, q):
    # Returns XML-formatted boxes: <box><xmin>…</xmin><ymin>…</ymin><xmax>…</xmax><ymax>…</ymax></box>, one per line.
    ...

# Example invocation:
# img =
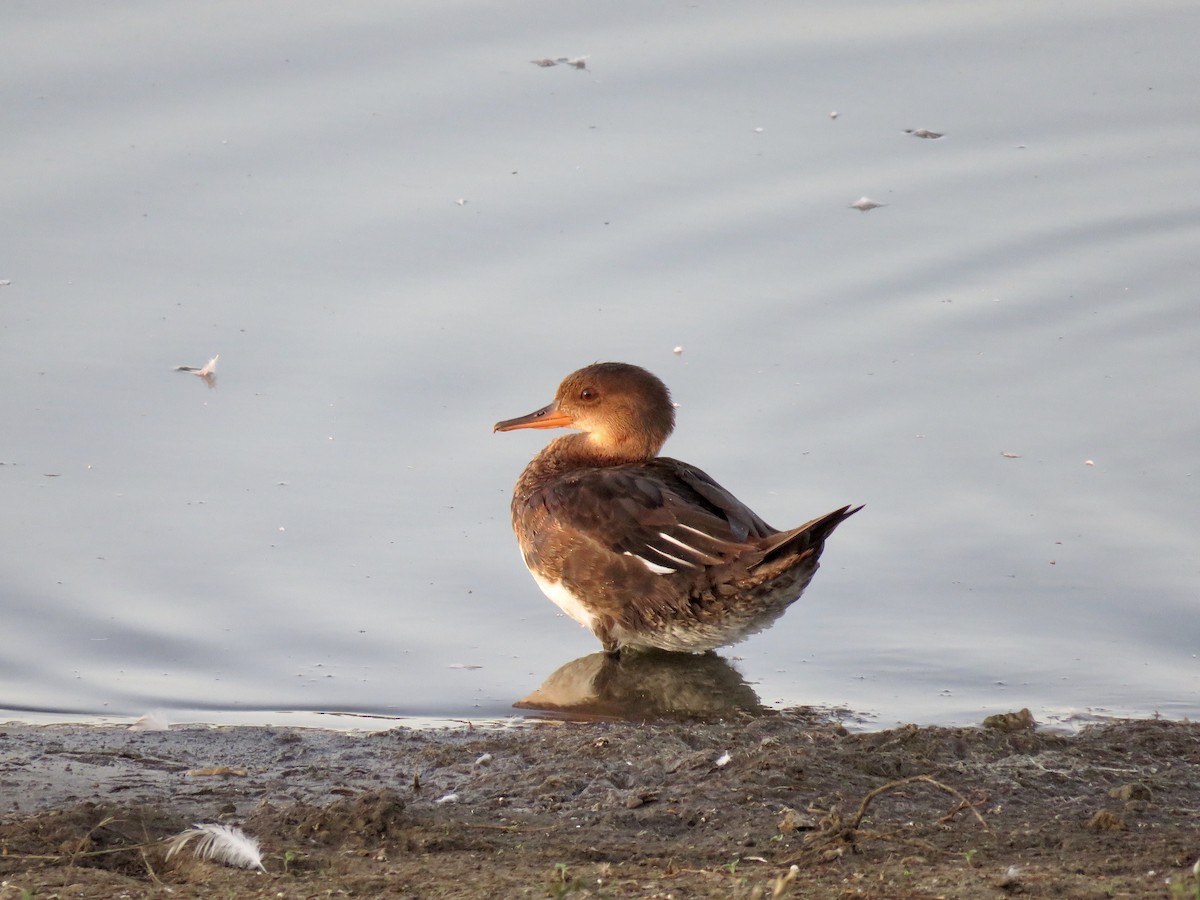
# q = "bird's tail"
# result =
<box><xmin>759</xmin><ymin>504</ymin><xmax>863</xmax><ymax>566</ymax></box>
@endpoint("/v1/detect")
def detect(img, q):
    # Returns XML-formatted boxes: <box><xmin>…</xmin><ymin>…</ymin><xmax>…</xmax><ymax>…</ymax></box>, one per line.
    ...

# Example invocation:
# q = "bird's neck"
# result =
<box><xmin>511</xmin><ymin>433</ymin><xmax>651</xmax><ymax>500</ymax></box>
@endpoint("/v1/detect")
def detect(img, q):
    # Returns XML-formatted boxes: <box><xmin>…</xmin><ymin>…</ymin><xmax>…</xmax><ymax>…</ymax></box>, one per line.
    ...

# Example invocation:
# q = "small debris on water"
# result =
<box><xmin>448</xmin><ymin>663</ymin><xmax>483</xmax><ymax>670</ymax></box>
<box><xmin>174</xmin><ymin>354</ymin><xmax>219</xmax><ymax>389</ymax></box>
<box><xmin>175</xmin><ymin>354</ymin><xmax>218</xmax><ymax>376</ymax></box>
<box><xmin>672</xmin><ymin>346</ymin><xmax>683</xmax><ymax>355</ymax></box>
<box><xmin>829</xmin><ymin>111</ymin><xmax>839</xmax><ymax>119</ymax></box>
<box><xmin>1001</xmin><ymin>452</ymin><xmax>1021</xmax><ymax>459</ymax></box>
<box><xmin>905</xmin><ymin>128</ymin><xmax>944</xmax><ymax>139</ymax></box>
<box><xmin>531</xmin><ymin>56</ymin><xmax>589</xmax><ymax>69</ymax></box>
<box><xmin>850</xmin><ymin>196</ymin><xmax>885</xmax><ymax>211</ymax></box>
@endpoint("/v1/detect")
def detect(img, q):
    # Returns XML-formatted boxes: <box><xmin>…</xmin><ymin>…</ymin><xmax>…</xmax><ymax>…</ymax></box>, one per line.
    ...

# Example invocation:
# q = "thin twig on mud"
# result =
<box><xmin>782</xmin><ymin>774</ymin><xmax>988</xmax><ymax>865</ymax></box>
<box><xmin>851</xmin><ymin>775</ymin><xmax>988</xmax><ymax>832</ymax></box>
<box><xmin>138</xmin><ymin>819</ymin><xmax>165</xmax><ymax>886</ymax></box>
<box><xmin>67</xmin><ymin>814</ymin><xmax>119</xmax><ymax>868</ymax></box>
<box><xmin>939</xmin><ymin>790</ymin><xmax>990</xmax><ymax>825</ymax></box>
<box><xmin>140</xmin><ymin>846</ymin><xmax>164</xmax><ymax>885</ymax></box>
<box><xmin>6</xmin><ymin>845</ymin><xmax>154</xmax><ymax>862</ymax></box>
<box><xmin>64</xmin><ymin>815</ymin><xmax>119</xmax><ymax>894</ymax></box>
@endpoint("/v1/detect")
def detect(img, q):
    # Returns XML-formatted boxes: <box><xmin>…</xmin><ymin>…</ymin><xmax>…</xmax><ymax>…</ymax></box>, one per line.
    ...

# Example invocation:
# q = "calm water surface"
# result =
<box><xmin>3</xmin><ymin>1</ymin><xmax>1198</xmax><ymax>729</ymax></box>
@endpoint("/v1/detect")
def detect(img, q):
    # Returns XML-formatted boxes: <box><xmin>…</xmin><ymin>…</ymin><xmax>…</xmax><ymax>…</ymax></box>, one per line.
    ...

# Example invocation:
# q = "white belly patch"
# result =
<box><xmin>529</xmin><ymin>568</ymin><xmax>596</xmax><ymax>631</ymax></box>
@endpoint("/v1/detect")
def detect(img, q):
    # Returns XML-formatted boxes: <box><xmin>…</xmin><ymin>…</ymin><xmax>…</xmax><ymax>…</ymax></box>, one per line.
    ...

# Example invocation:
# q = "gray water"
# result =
<box><xmin>3</xmin><ymin>0</ymin><xmax>1198</xmax><ymax>729</ymax></box>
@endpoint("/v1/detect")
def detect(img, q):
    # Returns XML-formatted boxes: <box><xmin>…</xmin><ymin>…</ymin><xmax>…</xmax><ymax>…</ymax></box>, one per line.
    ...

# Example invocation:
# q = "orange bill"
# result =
<box><xmin>494</xmin><ymin>401</ymin><xmax>575</xmax><ymax>432</ymax></box>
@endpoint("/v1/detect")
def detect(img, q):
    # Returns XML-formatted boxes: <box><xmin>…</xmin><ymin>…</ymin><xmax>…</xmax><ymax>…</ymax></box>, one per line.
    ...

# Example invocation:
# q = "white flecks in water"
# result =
<box><xmin>753</xmin><ymin>127</ymin><xmax>764</xmax><ymax>133</ymax></box>
<box><xmin>1001</xmin><ymin>452</ymin><xmax>1021</xmax><ymax>458</ymax></box>
<box><xmin>455</xmin><ymin>198</ymin><xmax>467</xmax><ymax>206</ymax></box>
<box><xmin>829</xmin><ymin>111</ymin><xmax>839</xmax><ymax>119</ymax></box>
<box><xmin>905</xmin><ymin>128</ymin><xmax>944</xmax><ymax>139</ymax></box>
<box><xmin>448</xmin><ymin>663</ymin><xmax>483</xmax><ymax>670</ymax></box>
<box><xmin>850</xmin><ymin>196</ymin><xmax>885</xmax><ymax>211</ymax></box>
<box><xmin>672</xmin><ymin>346</ymin><xmax>683</xmax><ymax>355</ymax></box>
<box><xmin>1085</xmin><ymin>459</ymin><xmax>1095</xmax><ymax>466</ymax></box>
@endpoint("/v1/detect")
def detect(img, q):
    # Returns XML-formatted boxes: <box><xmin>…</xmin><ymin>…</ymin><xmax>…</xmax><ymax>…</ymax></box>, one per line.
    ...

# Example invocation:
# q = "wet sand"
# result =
<box><xmin>2</xmin><ymin>713</ymin><xmax>1198</xmax><ymax>898</ymax></box>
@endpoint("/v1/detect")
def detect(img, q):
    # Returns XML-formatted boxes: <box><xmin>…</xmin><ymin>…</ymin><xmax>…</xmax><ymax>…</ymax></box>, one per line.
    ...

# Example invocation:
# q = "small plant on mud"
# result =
<box><xmin>548</xmin><ymin>862</ymin><xmax>583</xmax><ymax>899</ymax></box>
<box><xmin>963</xmin><ymin>848</ymin><xmax>979</xmax><ymax>868</ymax></box>
<box><xmin>1169</xmin><ymin>861</ymin><xmax>1200</xmax><ymax>900</ymax></box>
<box><xmin>722</xmin><ymin>858</ymin><xmax>740</xmax><ymax>874</ymax></box>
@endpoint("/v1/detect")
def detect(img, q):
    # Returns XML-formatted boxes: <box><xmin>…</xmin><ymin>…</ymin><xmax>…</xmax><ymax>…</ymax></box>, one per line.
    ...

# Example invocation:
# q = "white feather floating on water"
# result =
<box><xmin>849</xmin><ymin>196</ymin><xmax>886</xmax><ymax>211</ymax></box>
<box><xmin>165</xmin><ymin>823</ymin><xmax>266</xmax><ymax>872</ymax></box>
<box><xmin>174</xmin><ymin>354</ymin><xmax>219</xmax><ymax>376</ymax></box>
<box><xmin>173</xmin><ymin>354</ymin><xmax>219</xmax><ymax>389</ymax></box>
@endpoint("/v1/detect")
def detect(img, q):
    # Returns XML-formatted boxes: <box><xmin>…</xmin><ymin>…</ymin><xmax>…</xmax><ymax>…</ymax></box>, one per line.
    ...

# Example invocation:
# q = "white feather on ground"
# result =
<box><xmin>128</xmin><ymin>711</ymin><xmax>170</xmax><ymax>732</ymax></box>
<box><xmin>165</xmin><ymin>823</ymin><xmax>266</xmax><ymax>872</ymax></box>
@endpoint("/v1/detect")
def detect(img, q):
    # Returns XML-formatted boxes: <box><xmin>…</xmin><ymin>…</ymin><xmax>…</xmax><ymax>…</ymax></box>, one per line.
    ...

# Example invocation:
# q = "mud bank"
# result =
<box><xmin>1</xmin><ymin>714</ymin><xmax>1197</xmax><ymax>898</ymax></box>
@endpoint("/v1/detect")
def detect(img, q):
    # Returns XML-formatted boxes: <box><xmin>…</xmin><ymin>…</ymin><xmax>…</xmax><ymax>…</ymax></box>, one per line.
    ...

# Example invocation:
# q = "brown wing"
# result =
<box><xmin>534</xmin><ymin>458</ymin><xmax>779</xmax><ymax>575</ymax></box>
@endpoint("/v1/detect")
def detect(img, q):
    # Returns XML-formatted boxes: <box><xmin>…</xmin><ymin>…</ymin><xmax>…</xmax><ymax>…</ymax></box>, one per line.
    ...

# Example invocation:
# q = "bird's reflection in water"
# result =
<box><xmin>514</xmin><ymin>650</ymin><xmax>766</xmax><ymax>721</ymax></box>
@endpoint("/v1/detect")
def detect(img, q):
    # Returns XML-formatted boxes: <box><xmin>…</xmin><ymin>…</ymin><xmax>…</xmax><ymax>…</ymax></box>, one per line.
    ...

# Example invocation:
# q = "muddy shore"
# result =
<box><xmin>1</xmin><ymin>713</ymin><xmax>1197</xmax><ymax>898</ymax></box>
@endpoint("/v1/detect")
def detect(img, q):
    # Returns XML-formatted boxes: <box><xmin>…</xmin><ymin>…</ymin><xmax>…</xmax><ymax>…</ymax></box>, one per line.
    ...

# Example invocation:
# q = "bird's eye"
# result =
<box><xmin>580</xmin><ymin>388</ymin><xmax>597</xmax><ymax>401</ymax></box>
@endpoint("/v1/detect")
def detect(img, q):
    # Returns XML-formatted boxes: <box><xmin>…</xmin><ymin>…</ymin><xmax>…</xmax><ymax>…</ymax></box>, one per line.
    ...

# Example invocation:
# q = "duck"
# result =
<box><xmin>494</xmin><ymin>362</ymin><xmax>861</xmax><ymax>655</ymax></box>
